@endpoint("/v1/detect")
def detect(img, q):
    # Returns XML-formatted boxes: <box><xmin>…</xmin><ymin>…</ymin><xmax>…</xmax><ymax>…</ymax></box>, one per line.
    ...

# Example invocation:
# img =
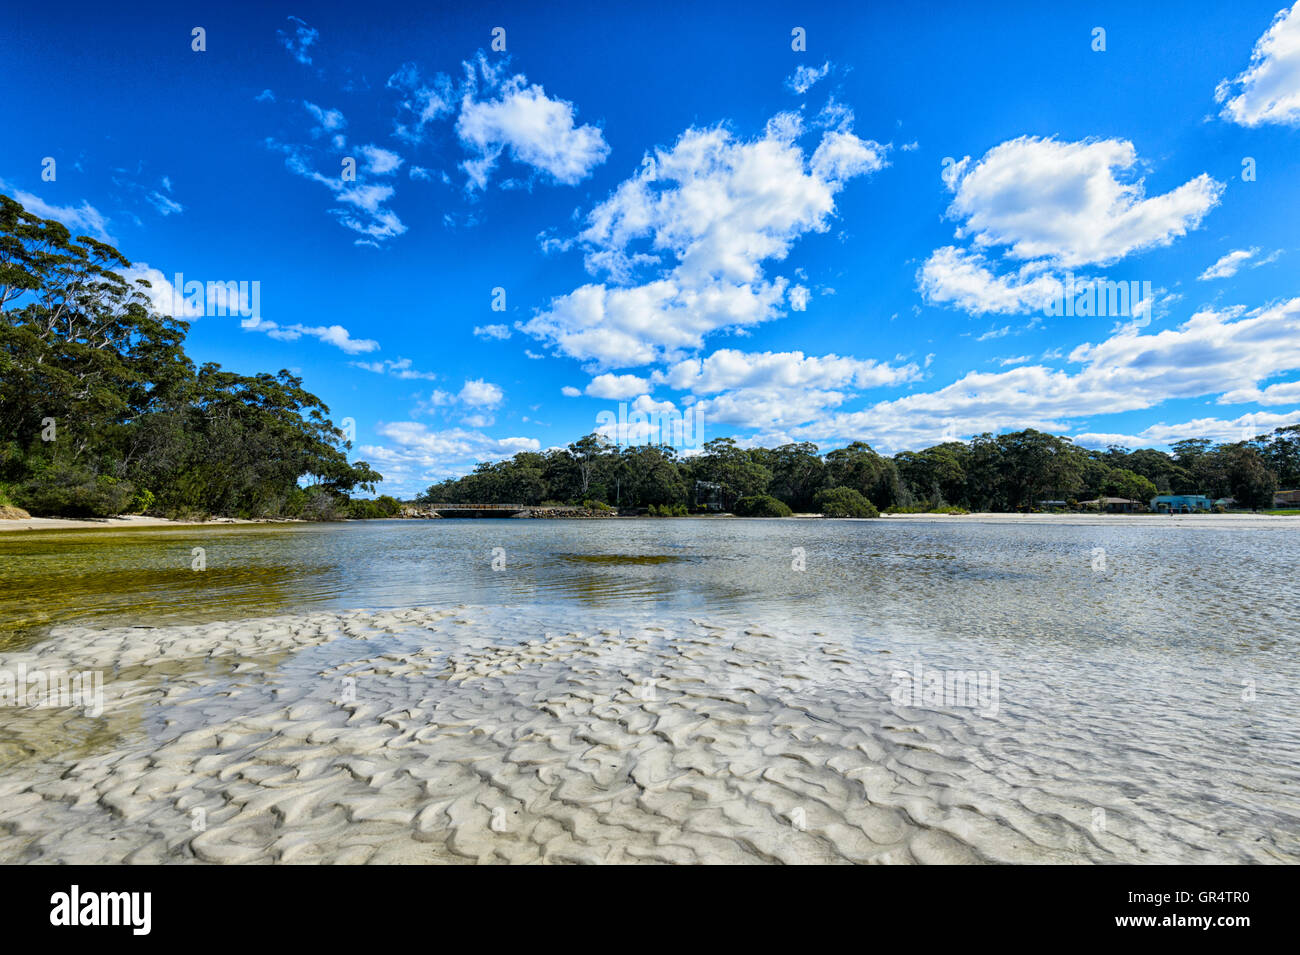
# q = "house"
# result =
<box><xmin>1081</xmin><ymin>496</ymin><xmax>1142</xmax><ymax>513</ymax></box>
<box><xmin>1150</xmin><ymin>494</ymin><xmax>1212</xmax><ymax>514</ymax></box>
<box><xmin>1274</xmin><ymin>488</ymin><xmax>1300</xmax><ymax>508</ymax></box>
<box><xmin>694</xmin><ymin>480</ymin><xmax>724</xmax><ymax>512</ymax></box>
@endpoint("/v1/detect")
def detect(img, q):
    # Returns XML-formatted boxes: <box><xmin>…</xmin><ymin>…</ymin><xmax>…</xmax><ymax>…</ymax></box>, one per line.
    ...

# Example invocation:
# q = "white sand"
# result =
<box><xmin>2</xmin><ymin>606</ymin><xmax>1295</xmax><ymax>864</ymax></box>
<box><xmin>4</xmin><ymin>512</ymin><xmax>1293</xmax><ymax>533</ymax></box>
<box><xmin>0</xmin><ymin>515</ymin><xmax>302</xmax><ymax>533</ymax></box>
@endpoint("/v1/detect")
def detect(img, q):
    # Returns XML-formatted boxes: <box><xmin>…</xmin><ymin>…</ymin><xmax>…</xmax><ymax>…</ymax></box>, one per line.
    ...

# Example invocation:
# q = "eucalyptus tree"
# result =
<box><xmin>1</xmin><ymin>194</ymin><xmax>380</xmax><ymax>517</ymax></box>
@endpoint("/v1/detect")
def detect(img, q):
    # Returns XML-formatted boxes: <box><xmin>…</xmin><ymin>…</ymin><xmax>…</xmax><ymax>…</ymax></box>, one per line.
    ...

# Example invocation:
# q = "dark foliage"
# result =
<box><xmin>0</xmin><ymin>194</ymin><xmax>381</xmax><ymax>518</ymax></box>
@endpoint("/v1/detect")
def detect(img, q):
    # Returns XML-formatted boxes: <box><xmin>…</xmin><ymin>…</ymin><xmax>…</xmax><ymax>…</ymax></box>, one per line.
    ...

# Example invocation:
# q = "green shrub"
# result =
<box><xmin>647</xmin><ymin>503</ymin><xmax>688</xmax><ymax>517</ymax></box>
<box><xmin>343</xmin><ymin>494</ymin><xmax>404</xmax><ymax>519</ymax></box>
<box><xmin>346</xmin><ymin>499</ymin><xmax>378</xmax><ymax>519</ymax></box>
<box><xmin>13</xmin><ymin>462</ymin><xmax>136</xmax><ymax>517</ymax></box>
<box><xmin>582</xmin><ymin>499</ymin><xmax>614</xmax><ymax>512</ymax></box>
<box><xmin>128</xmin><ymin>488</ymin><xmax>156</xmax><ymax>514</ymax></box>
<box><xmin>816</xmin><ymin>487</ymin><xmax>879</xmax><ymax>518</ymax></box>
<box><xmin>883</xmin><ymin>502</ymin><xmax>966</xmax><ymax>515</ymax></box>
<box><xmin>281</xmin><ymin>487</ymin><xmax>308</xmax><ymax>518</ymax></box>
<box><xmin>299</xmin><ymin>486</ymin><xmax>344</xmax><ymax>521</ymax></box>
<box><xmin>733</xmin><ymin>495</ymin><xmax>793</xmax><ymax>517</ymax></box>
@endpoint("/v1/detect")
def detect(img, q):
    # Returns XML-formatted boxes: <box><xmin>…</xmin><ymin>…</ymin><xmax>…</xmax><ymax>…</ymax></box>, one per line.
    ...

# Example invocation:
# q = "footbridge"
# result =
<box><xmin>418</xmin><ymin>503</ymin><xmax>528</xmax><ymax>518</ymax></box>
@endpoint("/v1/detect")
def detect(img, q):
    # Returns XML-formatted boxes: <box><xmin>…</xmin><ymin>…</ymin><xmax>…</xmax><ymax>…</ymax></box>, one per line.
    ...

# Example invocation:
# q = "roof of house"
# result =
<box><xmin>1081</xmin><ymin>497</ymin><xmax>1140</xmax><ymax>505</ymax></box>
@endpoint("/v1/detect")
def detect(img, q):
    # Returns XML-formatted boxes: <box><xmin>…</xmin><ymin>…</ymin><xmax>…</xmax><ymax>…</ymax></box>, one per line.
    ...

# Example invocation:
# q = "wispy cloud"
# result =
<box><xmin>0</xmin><ymin>180</ymin><xmax>113</xmax><ymax>242</ymax></box>
<box><xmin>242</xmin><ymin>317</ymin><xmax>379</xmax><ymax>354</ymax></box>
<box><xmin>1199</xmin><ymin>247</ymin><xmax>1258</xmax><ymax>280</ymax></box>
<box><xmin>270</xmin><ymin>137</ymin><xmax>407</xmax><ymax>245</ymax></box>
<box><xmin>359</xmin><ymin>423</ymin><xmax>539</xmax><ymax>496</ymax></box>
<box><xmin>785</xmin><ymin>62</ymin><xmax>830</xmax><ymax>95</ymax></box>
<box><xmin>304</xmin><ymin>101</ymin><xmax>346</xmax><ymax>136</ymax></box>
<box><xmin>386</xmin><ymin>62</ymin><xmax>455</xmax><ymax>144</ymax></box>
<box><xmin>278</xmin><ymin>15</ymin><xmax>319</xmax><ymax>66</ymax></box>
<box><xmin>350</xmin><ymin>357</ymin><xmax>437</xmax><ymax>379</ymax></box>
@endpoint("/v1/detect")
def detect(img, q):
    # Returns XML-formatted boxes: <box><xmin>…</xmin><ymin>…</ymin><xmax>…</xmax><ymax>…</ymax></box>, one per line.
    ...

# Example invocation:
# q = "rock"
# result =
<box><xmin>398</xmin><ymin>505</ymin><xmax>441</xmax><ymax>519</ymax></box>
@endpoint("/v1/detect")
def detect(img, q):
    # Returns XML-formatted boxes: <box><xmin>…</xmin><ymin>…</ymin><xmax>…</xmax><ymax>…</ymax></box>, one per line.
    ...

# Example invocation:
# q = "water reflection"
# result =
<box><xmin>2</xmin><ymin>518</ymin><xmax>1298</xmax><ymax>665</ymax></box>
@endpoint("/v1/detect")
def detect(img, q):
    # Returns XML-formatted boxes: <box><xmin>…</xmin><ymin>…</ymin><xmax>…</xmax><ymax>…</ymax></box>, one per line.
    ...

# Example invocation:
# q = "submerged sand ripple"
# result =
<box><xmin>0</xmin><ymin>607</ymin><xmax>1296</xmax><ymax>864</ymax></box>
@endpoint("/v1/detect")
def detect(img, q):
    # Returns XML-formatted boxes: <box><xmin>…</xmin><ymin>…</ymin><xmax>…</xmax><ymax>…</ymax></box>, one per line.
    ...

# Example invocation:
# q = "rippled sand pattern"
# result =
<box><xmin>2</xmin><ymin>606</ymin><xmax>1295</xmax><ymax>864</ymax></box>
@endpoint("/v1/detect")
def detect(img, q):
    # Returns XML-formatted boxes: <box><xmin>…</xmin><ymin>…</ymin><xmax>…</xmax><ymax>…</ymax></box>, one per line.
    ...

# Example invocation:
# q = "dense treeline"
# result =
<box><xmin>423</xmin><ymin>426</ymin><xmax>1299</xmax><ymax>514</ymax></box>
<box><xmin>5</xmin><ymin>189</ymin><xmax>1293</xmax><ymax>522</ymax></box>
<box><xmin>0</xmin><ymin>194</ymin><xmax>383</xmax><ymax>519</ymax></box>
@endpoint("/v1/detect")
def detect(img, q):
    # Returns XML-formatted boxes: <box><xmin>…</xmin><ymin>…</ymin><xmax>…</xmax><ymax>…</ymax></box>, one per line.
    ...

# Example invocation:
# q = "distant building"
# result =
<box><xmin>694</xmin><ymin>480</ymin><xmax>724</xmax><ymax>512</ymax></box>
<box><xmin>1274</xmin><ymin>488</ymin><xmax>1300</xmax><ymax>508</ymax></box>
<box><xmin>1081</xmin><ymin>496</ymin><xmax>1142</xmax><ymax>513</ymax></box>
<box><xmin>1150</xmin><ymin>494</ymin><xmax>1212</xmax><ymax>514</ymax></box>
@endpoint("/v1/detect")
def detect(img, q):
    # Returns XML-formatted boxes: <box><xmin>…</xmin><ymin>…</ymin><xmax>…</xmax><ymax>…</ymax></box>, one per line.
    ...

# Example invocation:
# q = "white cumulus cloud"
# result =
<box><xmin>457</xmin><ymin>56</ymin><xmax>609</xmax><ymax>190</ymax></box>
<box><xmin>458</xmin><ymin>378</ymin><xmax>505</xmax><ymax>407</ymax></box>
<box><xmin>1216</xmin><ymin>3</ymin><xmax>1300</xmax><ymax>127</ymax></box>
<box><xmin>943</xmin><ymin>136</ymin><xmax>1223</xmax><ymax>268</ymax></box>
<box><xmin>585</xmin><ymin>373</ymin><xmax>651</xmax><ymax>399</ymax></box>
<box><xmin>522</xmin><ymin>112</ymin><xmax>887</xmax><ymax>368</ymax></box>
<box><xmin>918</xmin><ymin>247</ymin><xmax>1063</xmax><ymax>315</ymax></box>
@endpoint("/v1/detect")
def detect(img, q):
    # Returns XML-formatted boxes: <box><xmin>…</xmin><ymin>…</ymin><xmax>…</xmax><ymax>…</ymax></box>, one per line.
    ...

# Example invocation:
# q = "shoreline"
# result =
<box><xmin>872</xmin><ymin>511</ymin><xmax>1296</xmax><ymax>526</ymax></box>
<box><xmin>0</xmin><ymin>514</ymin><xmax>305</xmax><ymax>533</ymax></box>
<box><xmin>3</xmin><ymin>510</ymin><xmax>1295</xmax><ymax>534</ymax></box>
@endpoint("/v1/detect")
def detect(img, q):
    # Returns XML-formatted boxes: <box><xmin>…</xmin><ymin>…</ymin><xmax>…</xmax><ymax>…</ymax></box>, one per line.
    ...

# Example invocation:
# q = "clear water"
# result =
<box><xmin>2</xmin><ymin>517</ymin><xmax>1299</xmax><ymax>861</ymax></box>
<box><xmin>3</xmin><ymin>517</ymin><xmax>1297</xmax><ymax>657</ymax></box>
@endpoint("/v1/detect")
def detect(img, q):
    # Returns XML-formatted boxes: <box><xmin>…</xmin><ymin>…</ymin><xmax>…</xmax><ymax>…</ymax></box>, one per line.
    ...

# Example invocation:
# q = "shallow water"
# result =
<box><xmin>2</xmin><ymin>517</ymin><xmax>1298</xmax><ymax>863</ymax></box>
<box><xmin>5</xmin><ymin>516</ymin><xmax>1297</xmax><ymax>648</ymax></box>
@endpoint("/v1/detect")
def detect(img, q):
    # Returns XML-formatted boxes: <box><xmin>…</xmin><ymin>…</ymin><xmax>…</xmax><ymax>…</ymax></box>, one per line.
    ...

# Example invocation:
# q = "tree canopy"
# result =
<box><xmin>420</xmin><ymin>425</ymin><xmax>1298</xmax><ymax>514</ymax></box>
<box><xmin>0</xmin><ymin>194</ymin><xmax>379</xmax><ymax>518</ymax></box>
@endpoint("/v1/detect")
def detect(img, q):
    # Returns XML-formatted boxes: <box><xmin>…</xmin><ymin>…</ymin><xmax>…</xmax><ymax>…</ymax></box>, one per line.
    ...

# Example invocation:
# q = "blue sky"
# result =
<box><xmin>4</xmin><ymin>0</ymin><xmax>1300</xmax><ymax>496</ymax></box>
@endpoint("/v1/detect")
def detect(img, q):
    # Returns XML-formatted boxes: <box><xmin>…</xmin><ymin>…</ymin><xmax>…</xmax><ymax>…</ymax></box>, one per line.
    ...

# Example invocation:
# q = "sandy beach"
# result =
<box><xmin>3</xmin><ymin>600</ymin><xmax>1296</xmax><ymax>864</ymax></box>
<box><xmin>0</xmin><ymin>515</ymin><xmax>303</xmax><ymax>533</ymax></box>
<box><xmin>3</xmin><ymin>511</ymin><xmax>1295</xmax><ymax>535</ymax></box>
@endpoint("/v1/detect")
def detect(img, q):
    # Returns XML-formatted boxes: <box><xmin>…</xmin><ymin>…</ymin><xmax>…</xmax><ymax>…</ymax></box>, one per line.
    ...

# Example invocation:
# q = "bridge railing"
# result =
<box><xmin>420</xmin><ymin>503</ymin><xmax>527</xmax><ymax>509</ymax></box>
